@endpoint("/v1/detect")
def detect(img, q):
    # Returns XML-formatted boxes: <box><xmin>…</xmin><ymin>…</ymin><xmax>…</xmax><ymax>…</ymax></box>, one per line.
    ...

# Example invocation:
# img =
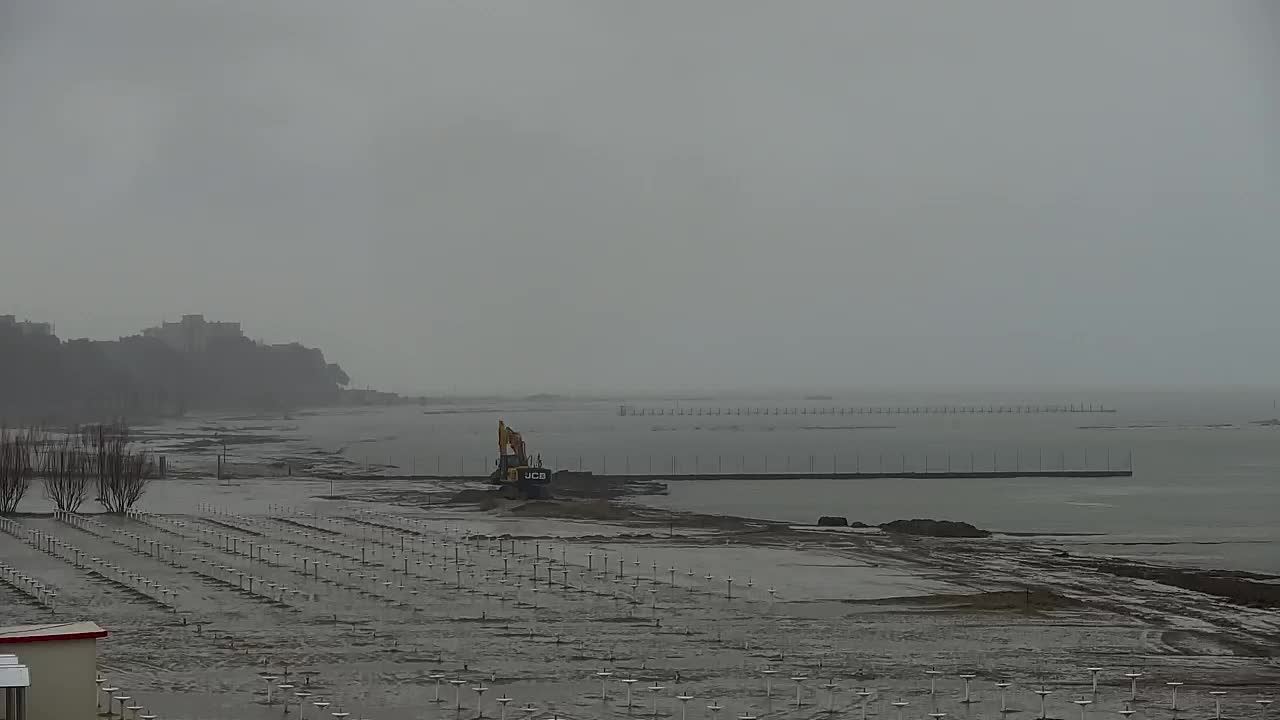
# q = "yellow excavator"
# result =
<box><xmin>490</xmin><ymin>420</ymin><xmax>551</xmax><ymax>498</ymax></box>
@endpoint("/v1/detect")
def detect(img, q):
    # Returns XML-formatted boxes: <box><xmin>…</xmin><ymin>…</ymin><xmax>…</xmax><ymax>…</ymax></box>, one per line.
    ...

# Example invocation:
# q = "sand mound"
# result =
<box><xmin>879</xmin><ymin>518</ymin><xmax>990</xmax><ymax>538</ymax></box>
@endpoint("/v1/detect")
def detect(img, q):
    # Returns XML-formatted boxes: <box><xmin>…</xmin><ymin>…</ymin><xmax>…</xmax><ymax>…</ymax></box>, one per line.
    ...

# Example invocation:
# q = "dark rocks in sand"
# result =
<box><xmin>880</xmin><ymin>518</ymin><xmax>990</xmax><ymax>538</ymax></box>
<box><xmin>817</xmin><ymin>516</ymin><xmax>849</xmax><ymax>527</ymax></box>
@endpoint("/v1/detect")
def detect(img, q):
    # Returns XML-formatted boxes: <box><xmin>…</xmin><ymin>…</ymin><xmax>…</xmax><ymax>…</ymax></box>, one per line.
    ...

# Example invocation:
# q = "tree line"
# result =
<box><xmin>0</xmin><ymin>323</ymin><xmax>350</xmax><ymax>421</ymax></box>
<box><xmin>0</xmin><ymin>421</ymin><xmax>154</xmax><ymax>514</ymax></box>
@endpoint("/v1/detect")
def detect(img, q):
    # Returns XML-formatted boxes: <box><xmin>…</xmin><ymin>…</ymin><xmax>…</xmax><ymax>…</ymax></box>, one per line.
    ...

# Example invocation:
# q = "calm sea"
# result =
<box><xmin>205</xmin><ymin>389</ymin><xmax>1280</xmax><ymax>575</ymax></box>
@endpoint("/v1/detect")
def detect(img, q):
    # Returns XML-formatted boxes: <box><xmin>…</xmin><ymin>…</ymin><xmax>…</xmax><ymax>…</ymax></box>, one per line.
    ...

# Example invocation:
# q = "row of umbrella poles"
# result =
<box><xmin>121</xmin><ymin>507</ymin><xmax>438</xmax><ymax>611</ymax></box>
<box><xmin>85</xmin><ymin>506</ymin><xmax>1279</xmax><ymax>720</ymax></box>
<box><xmin>15</xmin><ymin>503</ymin><xmax>788</xmax><ymax>677</ymax></box>
<box><xmin>254</xmin><ymin>668</ymin><xmax>358</xmax><ymax>719</ymax></box>
<box><xmin>288</xmin><ymin>503</ymin><xmax>768</xmax><ymax>598</ymax></box>
<box><xmin>15</xmin><ymin>504</ymin><xmax>775</xmax><ymax>648</ymax></box>
<box><xmin>181</xmin><ymin>507</ymin><xmax>1280</xmax><ymax>720</ymax></box>
<box><xmin>148</xmin><ymin>506</ymin><xmax>828</xmax><ymax>714</ymax></box>
<box><xmin>0</xmin><ymin>558</ymin><xmax>55</xmax><ymax>609</ymax></box>
<box><xmin>136</xmin><ymin>508</ymin><xmax>459</xmax><ymax>610</ymax></box>
<box><xmin>354</xmin><ymin>506</ymin><xmax>772</xmax><ymax>599</ymax></box>
<box><xmin>251</xmin><ymin>668</ymin><xmax>1277</xmax><ymax>720</ymax></box>
<box><xmin>1</xmin><ymin>514</ymin><xmax>178</xmax><ymax>609</ymax></box>
<box><xmin>211</xmin><ymin>509</ymin><xmax>601</xmax><ymax>614</ymax></box>
<box><xmin>585</xmin><ymin>669</ymin><xmax>1276</xmax><ymax>720</ymax></box>
<box><xmin>94</xmin><ymin>675</ymin><xmax>159</xmax><ymax>719</ymax></box>
<box><xmin>230</xmin><ymin>508</ymin><xmax>1279</xmax><ymax>720</ymax></box>
<box><xmin>10</xmin><ymin>509</ymin><xmax>1273</xmax><ymax>720</ymax></box>
<box><xmin>3</xmin><ymin>514</ymin><xmax>341</xmax><ymax>720</ymax></box>
<box><xmin>126</xmin><ymin>507</ymin><xmax>398</xmax><ymax>611</ymax></box>
<box><xmin>257</xmin><ymin>668</ymin><xmax>654</xmax><ymax>720</ymax></box>
<box><xmin>192</xmin><ymin>503</ymin><xmax>762</xmax><ymax>619</ymax></box>
<box><xmin>53</xmin><ymin>510</ymin><xmax>186</xmax><ymax>607</ymax></box>
<box><xmin>266</xmin><ymin>503</ymin><xmax>779</xmax><ymax>608</ymax></box>
<box><xmin>107</xmin><ymin>507</ymin><xmax>416</xmax><ymax>612</ymax></box>
<box><xmin>16</xmin><ymin>510</ymin><xmax>324</xmax><ymax>621</ymax></box>
<box><xmin>123</xmin><ymin>508</ymin><xmax>347</xmax><ymax>607</ymax></box>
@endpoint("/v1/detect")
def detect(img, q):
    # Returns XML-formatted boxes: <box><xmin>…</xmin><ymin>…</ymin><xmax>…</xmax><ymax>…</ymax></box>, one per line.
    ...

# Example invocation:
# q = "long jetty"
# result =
<box><xmin>367</xmin><ymin>464</ymin><xmax>1133</xmax><ymax>482</ymax></box>
<box><xmin>349</xmin><ymin>446</ymin><xmax>1133</xmax><ymax>481</ymax></box>
<box><xmin>593</xmin><ymin>469</ymin><xmax>1132</xmax><ymax>480</ymax></box>
<box><xmin>618</xmin><ymin>404</ymin><xmax>1116</xmax><ymax>416</ymax></box>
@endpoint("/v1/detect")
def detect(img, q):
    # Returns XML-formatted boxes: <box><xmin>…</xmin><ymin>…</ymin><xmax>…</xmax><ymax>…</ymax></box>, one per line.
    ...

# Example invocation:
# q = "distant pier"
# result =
<box><xmin>618</xmin><ymin>404</ymin><xmax>1116</xmax><ymax>417</ymax></box>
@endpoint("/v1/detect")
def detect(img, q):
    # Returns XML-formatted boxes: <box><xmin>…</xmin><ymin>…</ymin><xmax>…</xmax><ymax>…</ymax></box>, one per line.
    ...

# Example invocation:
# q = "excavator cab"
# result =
<box><xmin>491</xmin><ymin>421</ymin><xmax>551</xmax><ymax>498</ymax></box>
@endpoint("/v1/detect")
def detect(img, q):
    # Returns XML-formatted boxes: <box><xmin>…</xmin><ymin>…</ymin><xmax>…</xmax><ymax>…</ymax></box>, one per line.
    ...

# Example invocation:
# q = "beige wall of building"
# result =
<box><xmin>5</xmin><ymin>638</ymin><xmax>98</xmax><ymax>720</ymax></box>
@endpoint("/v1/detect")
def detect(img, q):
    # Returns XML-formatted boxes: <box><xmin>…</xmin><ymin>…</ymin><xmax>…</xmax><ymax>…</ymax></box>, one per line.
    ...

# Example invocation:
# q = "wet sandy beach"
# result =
<box><xmin>3</xmin><ymin>467</ymin><xmax>1278</xmax><ymax>720</ymax></box>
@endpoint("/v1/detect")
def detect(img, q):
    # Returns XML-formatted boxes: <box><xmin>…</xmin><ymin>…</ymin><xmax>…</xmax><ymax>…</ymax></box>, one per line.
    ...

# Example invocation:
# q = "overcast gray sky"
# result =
<box><xmin>2</xmin><ymin>2</ymin><xmax>1277</xmax><ymax>393</ymax></box>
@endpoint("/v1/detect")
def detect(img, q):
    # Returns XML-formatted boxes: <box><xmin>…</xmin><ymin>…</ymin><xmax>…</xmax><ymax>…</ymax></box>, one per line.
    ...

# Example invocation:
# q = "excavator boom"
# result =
<box><xmin>498</xmin><ymin>420</ymin><xmax>529</xmax><ymax>464</ymax></box>
<box><xmin>492</xmin><ymin>420</ymin><xmax>549</xmax><ymax>497</ymax></box>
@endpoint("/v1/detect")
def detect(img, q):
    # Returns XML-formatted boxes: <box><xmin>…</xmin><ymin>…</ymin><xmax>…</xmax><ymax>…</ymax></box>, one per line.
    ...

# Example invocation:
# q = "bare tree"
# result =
<box><xmin>0</xmin><ymin>426</ymin><xmax>40</xmax><ymax>514</ymax></box>
<box><xmin>88</xmin><ymin>420</ymin><xmax>153</xmax><ymax>513</ymax></box>
<box><xmin>41</xmin><ymin>435</ymin><xmax>91</xmax><ymax>513</ymax></box>
<box><xmin>90</xmin><ymin>421</ymin><xmax>125</xmax><ymax>509</ymax></box>
<box><xmin>111</xmin><ymin>448</ymin><xmax>154</xmax><ymax>512</ymax></box>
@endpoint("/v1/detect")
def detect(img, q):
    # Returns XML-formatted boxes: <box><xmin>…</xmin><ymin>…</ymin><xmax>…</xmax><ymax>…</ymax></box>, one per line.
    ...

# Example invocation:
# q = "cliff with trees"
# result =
<box><xmin>0</xmin><ymin>315</ymin><xmax>351</xmax><ymax>421</ymax></box>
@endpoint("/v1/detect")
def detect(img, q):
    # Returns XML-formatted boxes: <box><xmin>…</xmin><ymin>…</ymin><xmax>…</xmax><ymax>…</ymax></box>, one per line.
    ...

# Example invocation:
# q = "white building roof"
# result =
<box><xmin>0</xmin><ymin>622</ymin><xmax>108</xmax><ymax>645</ymax></box>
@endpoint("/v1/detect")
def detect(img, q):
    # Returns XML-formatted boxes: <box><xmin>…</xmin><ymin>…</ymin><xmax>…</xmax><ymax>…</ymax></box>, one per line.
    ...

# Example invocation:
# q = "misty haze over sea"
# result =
<box><xmin>2</xmin><ymin>2</ymin><xmax>1278</xmax><ymax>396</ymax></box>
<box><xmin>157</xmin><ymin>387</ymin><xmax>1280</xmax><ymax>575</ymax></box>
<box><xmin>3</xmin><ymin>3</ymin><xmax>1278</xmax><ymax>573</ymax></box>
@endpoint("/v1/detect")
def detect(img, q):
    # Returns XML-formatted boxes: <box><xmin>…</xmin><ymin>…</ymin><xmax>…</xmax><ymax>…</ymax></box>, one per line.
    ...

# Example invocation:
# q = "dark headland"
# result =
<box><xmin>0</xmin><ymin>313</ymin><xmax>417</xmax><ymax>422</ymax></box>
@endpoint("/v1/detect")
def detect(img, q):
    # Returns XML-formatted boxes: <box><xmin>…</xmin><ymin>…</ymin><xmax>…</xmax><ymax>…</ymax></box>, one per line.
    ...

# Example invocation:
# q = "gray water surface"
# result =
<box><xmin>179</xmin><ymin>389</ymin><xmax>1280</xmax><ymax>574</ymax></box>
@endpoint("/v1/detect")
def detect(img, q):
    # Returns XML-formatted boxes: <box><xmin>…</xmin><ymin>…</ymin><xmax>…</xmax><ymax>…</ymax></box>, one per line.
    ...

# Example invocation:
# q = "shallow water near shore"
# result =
<box><xmin>142</xmin><ymin>389</ymin><xmax>1280</xmax><ymax>575</ymax></box>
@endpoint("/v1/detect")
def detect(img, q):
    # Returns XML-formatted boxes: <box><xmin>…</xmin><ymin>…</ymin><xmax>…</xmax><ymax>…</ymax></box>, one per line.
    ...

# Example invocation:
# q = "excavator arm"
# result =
<box><xmin>493</xmin><ymin>420</ymin><xmax>548</xmax><ymax>496</ymax></box>
<box><xmin>497</xmin><ymin>420</ymin><xmax>527</xmax><ymax>465</ymax></box>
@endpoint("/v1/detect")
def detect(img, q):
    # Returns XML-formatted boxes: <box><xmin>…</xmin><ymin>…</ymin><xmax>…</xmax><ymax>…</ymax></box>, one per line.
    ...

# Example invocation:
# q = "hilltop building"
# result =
<box><xmin>0</xmin><ymin>315</ymin><xmax>53</xmax><ymax>336</ymax></box>
<box><xmin>141</xmin><ymin>314</ymin><xmax>243</xmax><ymax>353</ymax></box>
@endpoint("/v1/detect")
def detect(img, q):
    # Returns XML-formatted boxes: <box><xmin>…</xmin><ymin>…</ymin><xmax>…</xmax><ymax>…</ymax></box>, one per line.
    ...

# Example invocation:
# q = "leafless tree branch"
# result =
<box><xmin>0</xmin><ymin>426</ymin><xmax>41</xmax><ymax>514</ymax></box>
<box><xmin>41</xmin><ymin>435</ymin><xmax>91</xmax><ymax>513</ymax></box>
<box><xmin>88</xmin><ymin>420</ymin><xmax>152</xmax><ymax>513</ymax></box>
